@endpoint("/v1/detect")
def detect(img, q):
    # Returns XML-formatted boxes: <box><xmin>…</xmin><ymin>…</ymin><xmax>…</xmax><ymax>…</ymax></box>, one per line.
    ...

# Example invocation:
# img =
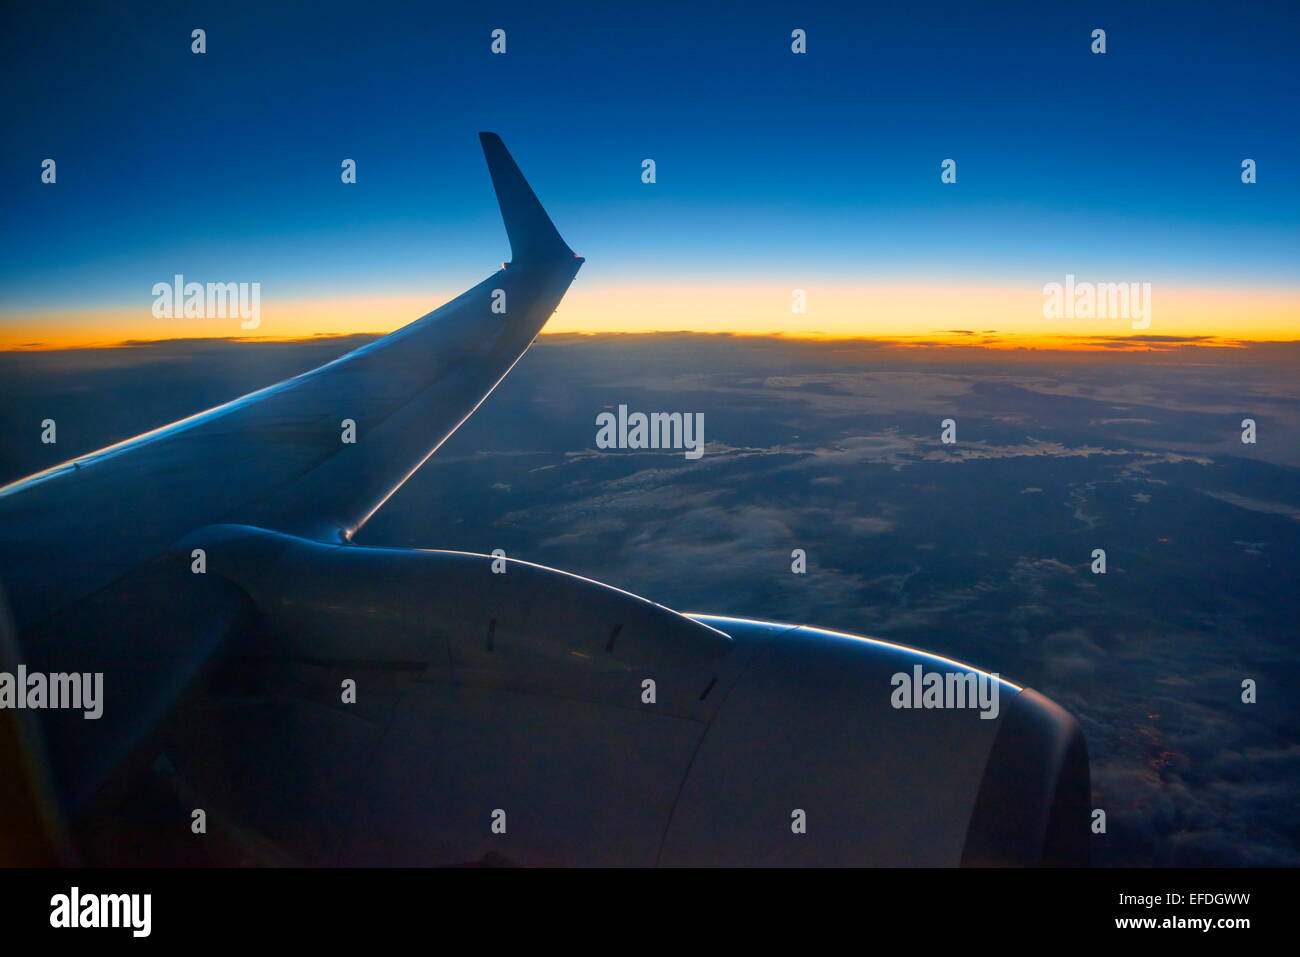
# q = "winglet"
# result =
<box><xmin>479</xmin><ymin>132</ymin><xmax>576</xmax><ymax>263</ymax></box>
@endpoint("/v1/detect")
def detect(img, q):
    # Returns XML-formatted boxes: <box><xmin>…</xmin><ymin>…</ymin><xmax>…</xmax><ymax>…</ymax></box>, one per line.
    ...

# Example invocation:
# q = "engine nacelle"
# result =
<box><xmin>101</xmin><ymin>524</ymin><xmax>1090</xmax><ymax>867</ymax></box>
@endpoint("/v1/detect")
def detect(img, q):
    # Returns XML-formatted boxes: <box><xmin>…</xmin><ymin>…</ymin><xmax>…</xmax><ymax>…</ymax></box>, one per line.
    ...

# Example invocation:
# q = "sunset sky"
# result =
<box><xmin>2</xmin><ymin>0</ymin><xmax>1296</xmax><ymax>350</ymax></box>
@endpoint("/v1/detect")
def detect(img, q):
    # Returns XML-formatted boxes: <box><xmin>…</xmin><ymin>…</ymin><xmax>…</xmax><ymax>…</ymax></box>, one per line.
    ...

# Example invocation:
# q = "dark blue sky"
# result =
<box><xmin>2</xmin><ymin>0</ymin><xmax>1296</xmax><ymax>318</ymax></box>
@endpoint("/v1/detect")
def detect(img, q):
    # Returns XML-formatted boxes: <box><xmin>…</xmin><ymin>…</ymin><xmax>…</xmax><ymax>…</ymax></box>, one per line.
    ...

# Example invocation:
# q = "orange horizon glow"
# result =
<box><xmin>2</xmin><ymin>281</ymin><xmax>1297</xmax><ymax>351</ymax></box>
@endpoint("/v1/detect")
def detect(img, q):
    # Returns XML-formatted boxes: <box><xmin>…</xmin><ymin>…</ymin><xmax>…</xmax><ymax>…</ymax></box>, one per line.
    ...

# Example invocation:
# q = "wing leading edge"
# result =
<box><xmin>0</xmin><ymin>134</ymin><xmax>583</xmax><ymax>633</ymax></box>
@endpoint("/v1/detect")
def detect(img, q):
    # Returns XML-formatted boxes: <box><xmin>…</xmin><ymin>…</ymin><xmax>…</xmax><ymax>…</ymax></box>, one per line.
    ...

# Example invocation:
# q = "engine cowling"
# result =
<box><xmin>71</xmin><ymin>524</ymin><xmax>1090</xmax><ymax>866</ymax></box>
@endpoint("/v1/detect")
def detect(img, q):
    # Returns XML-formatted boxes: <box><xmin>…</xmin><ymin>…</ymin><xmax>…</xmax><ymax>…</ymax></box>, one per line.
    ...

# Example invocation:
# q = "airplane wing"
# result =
<box><xmin>0</xmin><ymin>134</ymin><xmax>601</xmax><ymax>813</ymax></box>
<box><xmin>0</xmin><ymin>133</ymin><xmax>583</xmax><ymax>634</ymax></box>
